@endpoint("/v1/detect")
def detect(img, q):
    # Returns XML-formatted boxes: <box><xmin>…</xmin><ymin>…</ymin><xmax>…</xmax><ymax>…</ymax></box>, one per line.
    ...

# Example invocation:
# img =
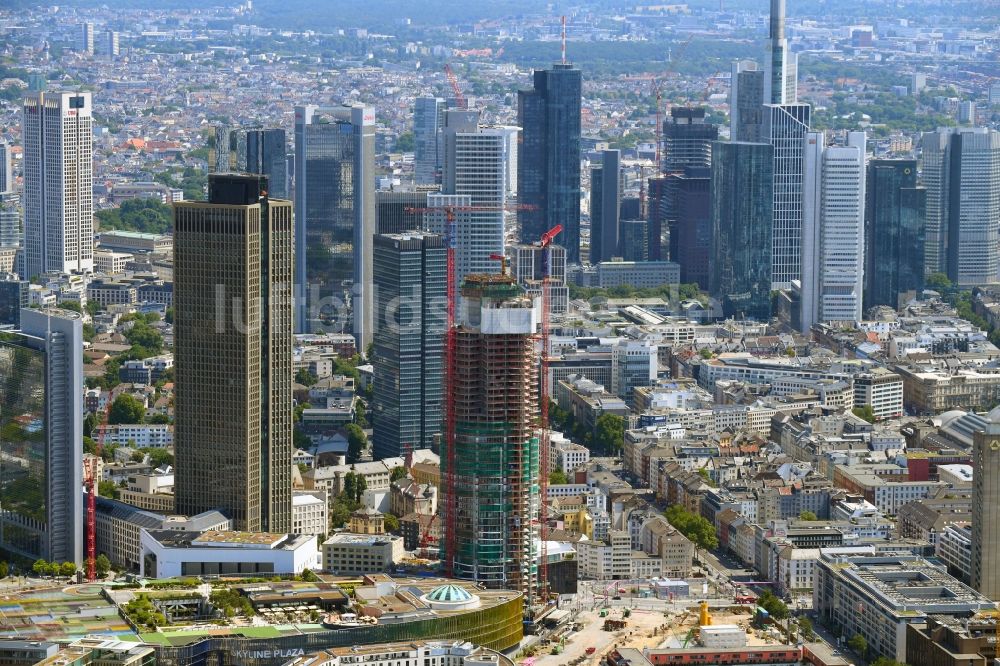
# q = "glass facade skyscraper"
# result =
<box><xmin>864</xmin><ymin>159</ymin><xmax>926</xmax><ymax>310</ymax></box>
<box><xmin>763</xmin><ymin>103</ymin><xmax>810</xmax><ymax>289</ymax></box>
<box><xmin>518</xmin><ymin>63</ymin><xmax>582</xmax><ymax>263</ymax></box>
<box><xmin>294</xmin><ymin>105</ymin><xmax>375</xmax><ymax>349</ymax></box>
<box><xmin>710</xmin><ymin>141</ymin><xmax>774</xmax><ymax>321</ymax></box>
<box><xmin>372</xmin><ymin>232</ymin><xmax>447</xmax><ymax>460</ymax></box>
<box><xmin>213</xmin><ymin>127</ymin><xmax>289</xmax><ymax>200</ymax></box>
<box><xmin>413</xmin><ymin>97</ymin><xmax>443</xmax><ymax>186</ymax></box>
<box><xmin>589</xmin><ymin>149</ymin><xmax>620</xmax><ymax>264</ymax></box>
<box><xmin>0</xmin><ymin>307</ymin><xmax>83</xmax><ymax>565</ymax></box>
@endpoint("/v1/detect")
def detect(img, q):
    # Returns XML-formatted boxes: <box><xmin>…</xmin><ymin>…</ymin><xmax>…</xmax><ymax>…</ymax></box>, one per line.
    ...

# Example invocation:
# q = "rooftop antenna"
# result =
<box><xmin>561</xmin><ymin>15</ymin><xmax>567</xmax><ymax>65</ymax></box>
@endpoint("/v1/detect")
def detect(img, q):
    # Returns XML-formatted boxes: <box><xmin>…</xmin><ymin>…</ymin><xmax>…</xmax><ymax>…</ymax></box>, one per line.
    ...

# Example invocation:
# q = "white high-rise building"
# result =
<box><xmin>22</xmin><ymin>91</ymin><xmax>94</xmax><ymax>279</ymax></box>
<box><xmin>498</xmin><ymin>125</ymin><xmax>519</xmax><ymax>198</ymax></box>
<box><xmin>105</xmin><ymin>30</ymin><xmax>120</xmax><ymax>58</ymax></box>
<box><xmin>427</xmin><ymin>110</ymin><xmax>506</xmax><ymax>290</ymax></box>
<box><xmin>801</xmin><ymin>131</ymin><xmax>867</xmax><ymax>331</ymax></box>
<box><xmin>764</xmin><ymin>103</ymin><xmax>810</xmax><ymax>290</ymax></box>
<box><xmin>612</xmin><ymin>340</ymin><xmax>657</xmax><ymax>407</ymax></box>
<box><xmin>79</xmin><ymin>23</ymin><xmax>94</xmax><ymax>54</ymax></box>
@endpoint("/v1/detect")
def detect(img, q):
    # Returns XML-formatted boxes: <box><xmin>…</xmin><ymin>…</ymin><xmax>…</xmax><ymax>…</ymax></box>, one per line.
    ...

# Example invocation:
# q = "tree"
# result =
<box><xmin>142</xmin><ymin>447</ymin><xmax>174</xmax><ymax>468</ymax></box>
<box><xmin>109</xmin><ymin>394</ymin><xmax>145</xmax><ymax>425</ymax></box>
<box><xmin>32</xmin><ymin>559</ymin><xmax>47</xmax><ymax>576</ymax></box>
<box><xmin>390</xmin><ymin>466</ymin><xmax>407</xmax><ymax>482</ymax></box>
<box><xmin>926</xmin><ymin>272</ymin><xmax>952</xmax><ymax>292</ymax></box>
<box><xmin>797</xmin><ymin>616</ymin><xmax>814</xmax><ymax>640</ymax></box>
<box><xmin>847</xmin><ymin>634</ymin><xmax>867</xmax><ymax>658</ymax></box>
<box><xmin>60</xmin><ymin>561</ymin><xmax>77</xmax><ymax>577</ymax></box>
<box><xmin>664</xmin><ymin>505</ymin><xmax>719</xmax><ymax>551</ymax></box>
<box><xmin>594</xmin><ymin>413</ymin><xmax>625</xmax><ymax>454</ymax></box>
<box><xmin>83</xmin><ymin>412</ymin><xmax>100</xmax><ymax>437</ymax></box>
<box><xmin>346</xmin><ymin>423</ymin><xmax>367</xmax><ymax>462</ymax></box>
<box><xmin>757</xmin><ymin>591</ymin><xmax>789</xmax><ymax>620</ymax></box>
<box><xmin>384</xmin><ymin>513</ymin><xmax>400</xmax><ymax>532</ymax></box>
<box><xmin>98</xmin><ymin>480</ymin><xmax>120</xmax><ymax>499</ymax></box>
<box><xmin>396</xmin><ymin>131</ymin><xmax>415</xmax><ymax>152</ymax></box>
<box><xmin>95</xmin><ymin>554</ymin><xmax>111</xmax><ymax>578</ymax></box>
<box><xmin>295</xmin><ymin>368</ymin><xmax>318</xmax><ymax>386</ymax></box>
<box><xmin>300</xmin><ymin>568</ymin><xmax>320</xmax><ymax>582</ymax></box>
<box><xmin>549</xmin><ymin>469</ymin><xmax>569</xmax><ymax>485</ymax></box>
<box><xmin>799</xmin><ymin>511</ymin><xmax>818</xmax><ymax>521</ymax></box>
<box><xmin>871</xmin><ymin>658</ymin><xmax>906</xmax><ymax>666</ymax></box>
<box><xmin>852</xmin><ymin>405</ymin><xmax>876</xmax><ymax>423</ymax></box>
<box><xmin>124</xmin><ymin>320</ymin><xmax>163</xmax><ymax>355</ymax></box>
<box><xmin>0</xmin><ymin>561</ymin><xmax>8</xmax><ymax>579</ymax></box>
<box><xmin>354</xmin><ymin>401</ymin><xmax>368</xmax><ymax>428</ymax></box>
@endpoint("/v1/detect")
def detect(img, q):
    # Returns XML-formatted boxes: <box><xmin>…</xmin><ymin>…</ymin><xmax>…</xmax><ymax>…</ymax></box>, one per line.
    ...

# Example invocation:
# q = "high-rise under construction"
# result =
<box><xmin>442</xmin><ymin>273</ymin><xmax>540</xmax><ymax>599</ymax></box>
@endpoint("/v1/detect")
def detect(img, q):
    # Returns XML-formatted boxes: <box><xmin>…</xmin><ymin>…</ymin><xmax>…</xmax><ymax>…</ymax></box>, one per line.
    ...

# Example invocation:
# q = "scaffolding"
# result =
<box><xmin>443</xmin><ymin>275</ymin><xmax>540</xmax><ymax>604</ymax></box>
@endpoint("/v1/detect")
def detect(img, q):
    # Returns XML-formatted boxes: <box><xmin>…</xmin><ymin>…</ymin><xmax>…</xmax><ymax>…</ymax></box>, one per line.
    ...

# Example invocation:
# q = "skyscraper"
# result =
<box><xmin>79</xmin><ymin>23</ymin><xmax>94</xmax><ymax>54</ymax></box>
<box><xmin>22</xmin><ymin>91</ymin><xmax>94</xmax><ymax>279</ymax></box>
<box><xmin>646</xmin><ymin>175</ymin><xmax>669</xmax><ymax>261</ymax></box>
<box><xmin>0</xmin><ymin>307</ymin><xmax>83</xmax><ymax>565</ymax></box>
<box><xmin>173</xmin><ymin>174</ymin><xmax>293</xmax><ymax>533</ymax></box>
<box><xmin>0</xmin><ymin>275</ymin><xmax>28</xmax><ymax>327</ymax></box>
<box><xmin>427</xmin><ymin>110</ymin><xmax>506</xmax><ymax>288</ymax></box>
<box><xmin>661</xmin><ymin>107</ymin><xmax>717</xmax><ymax>174</ymax></box>
<box><xmin>518</xmin><ymin>63</ymin><xmax>582</xmax><ymax>263</ymax></box>
<box><xmin>443</xmin><ymin>273</ymin><xmax>539</xmax><ymax>597</ymax></box>
<box><xmin>213</xmin><ymin>127</ymin><xmax>288</xmax><ymax>200</ymax></box>
<box><xmin>765</xmin><ymin>0</ymin><xmax>797</xmax><ymax>105</ymax></box>
<box><xmin>864</xmin><ymin>160</ymin><xmax>926</xmax><ymax>310</ymax></box>
<box><xmin>294</xmin><ymin>105</ymin><xmax>375</xmax><ymax>349</ymax></box>
<box><xmin>413</xmin><ymin>97</ymin><xmax>443</xmax><ymax>186</ymax></box>
<box><xmin>105</xmin><ymin>30</ymin><xmax>120</xmax><ymax>58</ymax></box>
<box><xmin>921</xmin><ymin>127</ymin><xmax>1000</xmax><ymax>286</ymax></box>
<box><xmin>589</xmin><ymin>149</ymin><xmax>621</xmax><ymax>264</ymax></box>
<box><xmin>710</xmin><ymin>141</ymin><xmax>774</xmax><ymax>320</ymax></box>
<box><xmin>730</xmin><ymin>60</ymin><xmax>764</xmax><ymax>143</ymax></box>
<box><xmin>670</xmin><ymin>167</ymin><xmax>712</xmax><ymax>289</ymax></box>
<box><xmin>372</xmin><ymin>232</ymin><xmax>447</xmax><ymax>460</ymax></box>
<box><xmin>970</xmin><ymin>405</ymin><xmax>1000</xmax><ymax>600</ymax></box>
<box><xmin>0</xmin><ymin>140</ymin><xmax>12</xmax><ymax>194</ymax></box>
<box><xmin>375</xmin><ymin>189</ymin><xmax>427</xmax><ymax>235</ymax></box>
<box><xmin>801</xmin><ymin>131</ymin><xmax>866</xmax><ymax>331</ymax></box>
<box><xmin>619</xmin><ymin>220</ymin><xmax>648</xmax><ymax>262</ymax></box>
<box><xmin>763</xmin><ymin>103</ymin><xmax>810</xmax><ymax>289</ymax></box>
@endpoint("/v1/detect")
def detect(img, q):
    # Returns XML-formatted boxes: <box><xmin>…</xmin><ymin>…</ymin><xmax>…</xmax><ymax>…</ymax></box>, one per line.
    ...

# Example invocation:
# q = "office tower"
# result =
<box><xmin>661</xmin><ymin>107</ymin><xmax>717</xmax><ymax>173</ymax></box>
<box><xmin>959</xmin><ymin>101</ymin><xmax>977</xmax><ymax>126</ymax></box>
<box><xmin>105</xmin><ymin>30</ymin><xmax>119</xmax><ymax>58</ymax></box>
<box><xmin>294</xmin><ymin>104</ymin><xmax>375</xmax><ymax>349</ymax></box>
<box><xmin>921</xmin><ymin>127</ymin><xmax>1000</xmax><ymax>285</ymax></box>
<box><xmin>0</xmin><ymin>307</ymin><xmax>83</xmax><ymax>564</ymax></box>
<box><xmin>509</xmin><ymin>242</ymin><xmax>569</xmax><ymax>315</ymax></box>
<box><xmin>612</xmin><ymin>340</ymin><xmax>657</xmax><ymax>406</ymax></box>
<box><xmin>619</xmin><ymin>196</ymin><xmax>642</xmax><ymax>222</ymax></box>
<box><xmin>864</xmin><ymin>160</ymin><xmax>926</xmax><ymax>310</ymax></box>
<box><xmin>212</xmin><ymin>127</ymin><xmax>288</xmax><ymax>200</ymax></box>
<box><xmin>765</xmin><ymin>0</ymin><xmax>797</xmax><ymax>105</ymax></box>
<box><xmin>589</xmin><ymin>149</ymin><xmax>621</xmax><ymax>264</ymax></box>
<box><xmin>79</xmin><ymin>23</ymin><xmax>94</xmax><ymax>54</ymax></box>
<box><xmin>0</xmin><ymin>201</ymin><xmax>19</xmax><ymax>249</ymax></box>
<box><xmin>763</xmin><ymin>103</ymin><xmax>810</xmax><ymax>289</ymax></box>
<box><xmin>971</xmin><ymin>406</ymin><xmax>1000</xmax><ymax>600</ymax></box>
<box><xmin>710</xmin><ymin>141</ymin><xmax>774</xmax><ymax>320</ymax></box>
<box><xmin>518</xmin><ymin>63</ymin><xmax>582</xmax><ymax>263</ymax></box>
<box><xmin>620</xmin><ymin>220</ymin><xmax>648</xmax><ymax>262</ymax></box>
<box><xmin>246</xmin><ymin>129</ymin><xmax>288</xmax><ymax>200</ymax></box>
<box><xmin>173</xmin><ymin>174</ymin><xmax>293</xmax><ymax>533</ymax></box>
<box><xmin>0</xmin><ymin>275</ymin><xmax>28</xmax><ymax>327</ymax></box>
<box><xmin>372</xmin><ymin>232</ymin><xmax>446</xmax><ymax>460</ymax></box>
<box><xmin>0</xmin><ymin>140</ymin><xmax>12</xmax><ymax>193</ymax></box>
<box><xmin>22</xmin><ymin>91</ymin><xmax>94</xmax><ymax>279</ymax></box>
<box><xmin>375</xmin><ymin>189</ymin><xmax>427</xmax><ymax>235</ymax></box>
<box><xmin>731</xmin><ymin>60</ymin><xmax>764</xmax><ymax>142</ymax></box>
<box><xmin>498</xmin><ymin>126</ymin><xmax>519</xmax><ymax>198</ymax></box>
<box><xmin>646</xmin><ymin>175</ymin><xmax>669</xmax><ymax>260</ymax></box>
<box><xmin>429</xmin><ymin>110</ymin><xmax>506</xmax><ymax>288</ymax></box>
<box><xmin>443</xmin><ymin>273</ymin><xmax>539</xmax><ymax>596</ymax></box>
<box><xmin>413</xmin><ymin>97</ymin><xmax>443</xmax><ymax>186</ymax></box>
<box><xmin>801</xmin><ymin>131</ymin><xmax>866</xmax><ymax>332</ymax></box>
<box><xmin>671</xmin><ymin>167</ymin><xmax>712</xmax><ymax>290</ymax></box>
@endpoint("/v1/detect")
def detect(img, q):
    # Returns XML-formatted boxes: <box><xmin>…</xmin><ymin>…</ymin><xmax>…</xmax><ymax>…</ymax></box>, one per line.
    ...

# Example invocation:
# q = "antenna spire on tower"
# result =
<box><xmin>561</xmin><ymin>16</ymin><xmax>567</xmax><ymax>65</ymax></box>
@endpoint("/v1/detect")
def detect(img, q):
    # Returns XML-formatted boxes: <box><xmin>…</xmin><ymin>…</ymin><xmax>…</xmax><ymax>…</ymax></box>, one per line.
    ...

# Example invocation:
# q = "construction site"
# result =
<box><xmin>526</xmin><ymin>601</ymin><xmax>783</xmax><ymax>666</ymax></box>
